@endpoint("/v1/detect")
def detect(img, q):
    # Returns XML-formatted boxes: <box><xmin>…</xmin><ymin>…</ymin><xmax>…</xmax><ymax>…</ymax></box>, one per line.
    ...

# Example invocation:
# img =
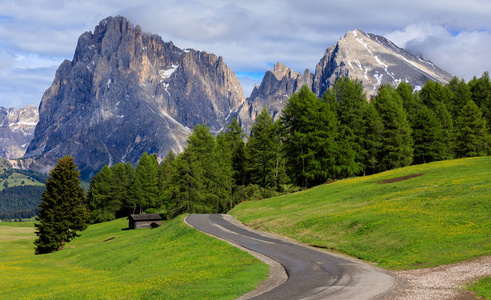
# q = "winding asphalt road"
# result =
<box><xmin>186</xmin><ymin>214</ymin><xmax>395</xmax><ymax>300</ymax></box>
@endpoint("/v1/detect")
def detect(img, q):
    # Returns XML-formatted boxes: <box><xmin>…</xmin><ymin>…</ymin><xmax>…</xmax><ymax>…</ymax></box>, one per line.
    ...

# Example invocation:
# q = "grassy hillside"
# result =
<box><xmin>0</xmin><ymin>168</ymin><xmax>45</xmax><ymax>191</ymax></box>
<box><xmin>230</xmin><ymin>157</ymin><xmax>491</xmax><ymax>270</ymax></box>
<box><xmin>0</xmin><ymin>216</ymin><xmax>268</xmax><ymax>299</ymax></box>
<box><xmin>0</xmin><ymin>167</ymin><xmax>47</xmax><ymax>221</ymax></box>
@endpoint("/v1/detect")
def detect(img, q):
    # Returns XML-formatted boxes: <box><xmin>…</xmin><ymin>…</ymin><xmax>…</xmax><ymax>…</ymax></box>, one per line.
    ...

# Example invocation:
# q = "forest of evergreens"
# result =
<box><xmin>87</xmin><ymin>73</ymin><xmax>491</xmax><ymax>223</ymax></box>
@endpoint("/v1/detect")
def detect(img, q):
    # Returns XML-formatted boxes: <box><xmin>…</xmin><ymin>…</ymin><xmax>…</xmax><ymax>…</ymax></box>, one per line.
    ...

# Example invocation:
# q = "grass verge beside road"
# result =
<box><xmin>0</xmin><ymin>216</ymin><xmax>268</xmax><ymax>299</ymax></box>
<box><xmin>230</xmin><ymin>157</ymin><xmax>491</xmax><ymax>270</ymax></box>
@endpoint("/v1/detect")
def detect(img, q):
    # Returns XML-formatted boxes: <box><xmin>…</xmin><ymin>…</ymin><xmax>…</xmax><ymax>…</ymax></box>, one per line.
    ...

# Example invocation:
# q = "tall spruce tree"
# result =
<box><xmin>334</xmin><ymin>77</ymin><xmax>367</xmax><ymax>176</ymax></box>
<box><xmin>469</xmin><ymin>72</ymin><xmax>491</xmax><ymax>126</ymax></box>
<box><xmin>131</xmin><ymin>152</ymin><xmax>159</xmax><ymax>213</ymax></box>
<box><xmin>224</xmin><ymin>118</ymin><xmax>247</xmax><ymax>186</ymax></box>
<box><xmin>446</xmin><ymin>76</ymin><xmax>472</xmax><ymax>119</ymax></box>
<box><xmin>411</xmin><ymin>105</ymin><xmax>445</xmax><ymax>164</ymax></box>
<box><xmin>362</xmin><ymin>102</ymin><xmax>384</xmax><ymax>175</ymax></box>
<box><xmin>246</xmin><ymin>108</ymin><xmax>277</xmax><ymax>188</ymax></box>
<box><xmin>215</xmin><ymin>133</ymin><xmax>234</xmax><ymax>212</ymax></box>
<box><xmin>86</xmin><ymin>165</ymin><xmax>118</xmax><ymax>223</ymax></box>
<box><xmin>282</xmin><ymin>86</ymin><xmax>344</xmax><ymax>187</ymax></box>
<box><xmin>455</xmin><ymin>100</ymin><xmax>489</xmax><ymax>157</ymax></box>
<box><xmin>34</xmin><ymin>156</ymin><xmax>89</xmax><ymax>254</ymax></box>
<box><xmin>373</xmin><ymin>85</ymin><xmax>413</xmax><ymax>171</ymax></box>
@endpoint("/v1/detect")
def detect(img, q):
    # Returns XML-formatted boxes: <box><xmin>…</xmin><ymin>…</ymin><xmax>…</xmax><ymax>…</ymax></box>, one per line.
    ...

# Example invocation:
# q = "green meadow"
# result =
<box><xmin>230</xmin><ymin>157</ymin><xmax>491</xmax><ymax>270</ymax></box>
<box><xmin>0</xmin><ymin>216</ymin><xmax>268</xmax><ymax>299</ymax></box>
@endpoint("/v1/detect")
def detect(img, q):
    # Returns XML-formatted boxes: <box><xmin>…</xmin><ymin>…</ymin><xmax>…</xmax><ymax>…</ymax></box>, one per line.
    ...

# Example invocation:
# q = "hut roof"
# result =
<box><xmin>129</xmin><ymin>213</ymin><xmax>162</xmax><ymax>221</ymax></box>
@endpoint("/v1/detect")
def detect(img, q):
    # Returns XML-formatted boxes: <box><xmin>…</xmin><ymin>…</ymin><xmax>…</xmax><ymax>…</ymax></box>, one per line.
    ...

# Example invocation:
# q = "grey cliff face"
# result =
<box><xmin>312</xmin><ymin>29</ymin><xmax>452</xmax><ymax>97</ymax></box>
<box><xmin>0</xmin><ymin>105</ymin><xmax>39</xmax><ymax>159</ymax></box>
<box><xmin>25</xmin><ymin>16</ymin><xmax>244</xmax><ymax>179</ymax></box>
<box><xmin>240</xmin><ymin>29</ymin><xmax>453</xmax><ymax>134</ymax></box>
<box><xmin>236</xmin><ymin>62</ymin><xmax>312</xmax><ymax>137</ymax></box>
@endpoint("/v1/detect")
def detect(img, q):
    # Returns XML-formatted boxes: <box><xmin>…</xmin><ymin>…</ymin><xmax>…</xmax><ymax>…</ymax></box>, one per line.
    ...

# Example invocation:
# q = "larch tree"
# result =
<box><xmin>455</xmin><ymin>100</ymin><xmax>489</xmax><ymax>157</ymax></box>
<box><xmin>373</xmin><ymin>85</ymin><xmax>413</xmax><ymax>171</ymax></box>
<box><xmin>34</xmin><ymin>156</ymin><xmax>89</xmax><ymax>254</ymax></box>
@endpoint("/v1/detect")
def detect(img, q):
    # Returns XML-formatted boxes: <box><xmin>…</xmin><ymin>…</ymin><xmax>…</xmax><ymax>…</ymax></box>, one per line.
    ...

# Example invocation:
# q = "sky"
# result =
<box><xmin>0</xmin><ymin>0</ymin><xmax>490</xmax><ymax>108</ymax></box>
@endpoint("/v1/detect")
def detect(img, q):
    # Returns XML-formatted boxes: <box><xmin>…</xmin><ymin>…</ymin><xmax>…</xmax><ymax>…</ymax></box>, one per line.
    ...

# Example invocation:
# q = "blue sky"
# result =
<box><xmin>0</xmin><ymin>0</ymin><xmax>490</xmax><ymax>108</ymax></box>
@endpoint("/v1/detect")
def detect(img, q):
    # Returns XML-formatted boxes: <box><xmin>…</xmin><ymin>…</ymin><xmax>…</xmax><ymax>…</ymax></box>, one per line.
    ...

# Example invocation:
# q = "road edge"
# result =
<box><xmin>184</xmin><ymin>214</ymin><xmax>288</xmax><ymax>299</ymax></box>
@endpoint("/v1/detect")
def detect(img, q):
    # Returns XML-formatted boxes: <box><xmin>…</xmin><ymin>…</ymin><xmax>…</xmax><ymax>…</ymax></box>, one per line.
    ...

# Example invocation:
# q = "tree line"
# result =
<box><xmin>86</xmin><ymin>72</ymin><xmax>490</xmax><ymax>222</ymax></box>
<box><xmin>34</xmin><ymin>72</ymin><xmax>490</xmax><ymax>254</ymax></box>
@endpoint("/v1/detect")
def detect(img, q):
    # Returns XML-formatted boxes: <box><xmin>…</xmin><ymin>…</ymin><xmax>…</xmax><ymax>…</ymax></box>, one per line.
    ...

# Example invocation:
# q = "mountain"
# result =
<box><xmin>24</xmin><ymin>16</ymin><xmax>245</xmax><ymax>179</ymax></box>
<box><xmin>235</xmin><ymin>62</ymin><xmax>313</xmax><ymax>135</ymax></box>
<box><xmin>0</xmin><ymin>105</ymin><xmax>39</xmax><ymax>159</ymax></box>
<box><xmin>238</xmin><ymin>29</ymin><xmax>453</xmax><ymax>133</ymax></box>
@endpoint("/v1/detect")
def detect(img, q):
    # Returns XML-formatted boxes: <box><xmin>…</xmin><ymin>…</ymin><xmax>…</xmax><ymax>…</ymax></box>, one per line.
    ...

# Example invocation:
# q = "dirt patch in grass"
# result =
<box><xmin>379</xmin><ymin>173</ymin><xmax>424</xmax><ymax>184</ymax></box>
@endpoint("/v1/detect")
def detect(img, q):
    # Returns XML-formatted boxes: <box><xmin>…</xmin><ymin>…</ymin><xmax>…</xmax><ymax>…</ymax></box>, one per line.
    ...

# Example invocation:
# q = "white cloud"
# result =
<box><xmin>386</xmin><ymin>23</ymin><xmax>491</xmax><ymax>80</ymax></box>
<box><xmin>0</xmin><ymin>1</ymin><xmax>491</xmax><ymax>107</ymax></box>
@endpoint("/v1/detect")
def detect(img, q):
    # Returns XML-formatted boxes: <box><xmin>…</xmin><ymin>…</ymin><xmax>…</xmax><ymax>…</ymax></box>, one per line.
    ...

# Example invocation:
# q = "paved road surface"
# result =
<box><xmin>186</xmin><ymin>214</ymin><xmax>395</xmax><ymax>300</ymax></box>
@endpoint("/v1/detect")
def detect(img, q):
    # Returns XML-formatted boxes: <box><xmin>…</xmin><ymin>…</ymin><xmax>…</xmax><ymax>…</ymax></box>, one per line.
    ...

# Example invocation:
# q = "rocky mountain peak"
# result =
<box><xmin>239</xmin><ymin>29</ymin><xmax>453</xmax><ymax>136</ymax></box>
<box><xmin>24</xmin><ymin>16</ymin><xmax>245</xmax><ymax>179</ymax></box>
<box><xmin>312</xmin><ymin>28</ymin><xmax>452</xmax><ymax>97</ymax></box>
<box><xmin>0</xmin><ymin>105</ymin><xmax>39</xmax><ymax>159</ymax></box>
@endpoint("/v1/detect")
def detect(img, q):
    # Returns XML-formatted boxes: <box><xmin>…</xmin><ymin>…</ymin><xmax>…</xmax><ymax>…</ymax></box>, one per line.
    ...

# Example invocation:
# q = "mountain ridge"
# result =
<box><xmin>0</xmin><ymin>19</ymin><xmax>454</xmax><ymax>177</ymax></box>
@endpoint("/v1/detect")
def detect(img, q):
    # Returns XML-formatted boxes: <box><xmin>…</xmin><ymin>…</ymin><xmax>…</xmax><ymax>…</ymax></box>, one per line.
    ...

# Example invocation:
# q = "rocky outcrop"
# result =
<box><xmin>240</xmin><ymin>29</ymin><xmax>453</xmax><ymax>134</ymax></box>
<box><xmin>236</xmin><ymin>62</ymin><xmax>312</xmax><ymax>136</ymax></box>
<box><xmin>25</xmin><ymin>16</ymin><xmax>245</xmax><ymax>179</ymax></box>
<box><xmin>0</xmin><ymin>105</ymin><xmax>38</xmax><ymax>159</ymax></box>
<box><xmin>312</xmin><ymin>29</ymin><xmax>452</xmax><ymax>98</ymax></box>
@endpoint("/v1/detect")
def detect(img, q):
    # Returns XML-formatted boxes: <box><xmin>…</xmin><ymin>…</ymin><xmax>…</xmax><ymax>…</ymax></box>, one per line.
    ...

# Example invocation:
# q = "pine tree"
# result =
<box><xmin>168</xmin><ymin>145</ymin><xmax>205</xmax><ymax>218</ymax></box>
<box><xmin>215</xmin><ymin>133</ymin><xmax>234</xmax><ymax>212</ymax></box>
<box><xmin>158</xmin><ymin>151</ymin><xmax>176</xmax><ymax>215</ymax></box>
<box><xmin>420</xmin><ymin>81</ymin><xmax>452</xmax><ymax>111</ymax></box>
<box><xmin>446</xmin><ymin>76</ymin><xmax>472</xmax><ymax>119</ymax></box>
<box><xmin>34</xmin><ymin>156</ymin><xmax>89</xmax><ymax>254</ymax></box>
<box><xmin>86</xmin><ymin>165</ymin><xmax>118</xmax><ymax>223</ymax></box>
<box><xmin>131</xmin><ymin>152</ymin><xmax>159</xmax><ymax>213</ymax></box>
<box><xmin>111</xmin><ymin>162</ymin><xmax>134</xmax><ymax>218</ymax></box>
<box><xmin>224</xmin><ymin>118</ymin><xmax>247</xmax><ymax>186</ymax></box>
<box><xmin>334</xmin><ymin>77</ymin><xmax>367</xmax><ymax>175</ymax></box>
<box><xmin>362</xmin><ymin>102</ymin><xmax>383</xmax><ymax>175</ymax></box>
<box><xmin>396</xmin><ymin>81</ymin><xmax>422</xmax><ymax>123</ymax></box>
<box><xmin>469</xmin><ymin>72</ymin><xmax>491</xmax><ymax>126</ymax></box>
<box><xmin>373</xmin><ymin>85</ymin><xmax>413</xmax><ymax>171</ymax></box>
<box><xmin>411</xmin><ymin>106</ymin><xmax>445</xmax><ymax>164</ymax></box>
<box><xmin>282</xmin><ymin>86</ymin><xmax>344</xmax><ymax>187</ymax></box>
<box><xmin>454</xmin><ymin>100</ymin><xmax>489</xmax><ymax>157</ymax></box>
<box><xmin>246</xmin><ymin>108</ymin><xmax>277</xmax><ymax>188</ymax></box>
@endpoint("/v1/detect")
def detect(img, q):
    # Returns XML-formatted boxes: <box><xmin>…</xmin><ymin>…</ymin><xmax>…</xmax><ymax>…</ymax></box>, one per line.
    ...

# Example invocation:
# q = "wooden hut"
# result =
<box><xmin>128</xmin><ymin>213</ymin><xmax>162</xmax><ymax>229</ymax></box>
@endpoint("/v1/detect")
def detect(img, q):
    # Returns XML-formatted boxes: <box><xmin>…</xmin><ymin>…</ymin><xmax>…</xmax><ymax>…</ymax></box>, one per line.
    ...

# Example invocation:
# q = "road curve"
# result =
<box><xmin>186</xmin><ymin>214</ymin><xmax>395</xmax><ymax>300</ymax></box>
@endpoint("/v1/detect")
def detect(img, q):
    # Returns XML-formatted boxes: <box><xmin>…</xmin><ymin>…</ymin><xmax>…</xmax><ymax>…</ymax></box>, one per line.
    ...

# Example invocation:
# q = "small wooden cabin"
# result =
<box><xmin>129</xmin><ymin>213</ymin><xmax>162</xmax><ymax>229</ymax></box>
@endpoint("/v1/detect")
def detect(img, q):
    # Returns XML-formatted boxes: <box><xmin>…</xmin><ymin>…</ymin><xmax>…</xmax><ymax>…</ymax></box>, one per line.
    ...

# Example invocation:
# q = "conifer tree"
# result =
<box><xmin>158</xmin><ymin>150</ymin><xmax>176</xmax><ymax>214</ymax></box>
<box><xmin>111</xmin><ymin>162</ymin><xmax>134</xmax><ymax>218</ymax></box>
<box><xmin>215</xmin><ymin>133</ymin><xmax>234</xmax><ymax>212</ymax></box>
<box><xmin>469</xmin><ymin>72</ymin><xmax>491</xmax><ymax>126</ymax></box>
<box><xmin>34</xmin><ymin>156</ymin><xmax>89</xmax><ymax>254</ymax></box>
<box><xmin>455</xmin><ymin>100</ymin><xmax>489</xmax><ymax>157</ymax></box>
<box><xmin>86</xmin><ymin>165</ymin><xmax>118</xmax><ymax>223</ymax></box>
<box><xmin>420</xmin><ymin>81</ymin><xmax>452</xmax><ymax>111</ymax></box>
<box><xmin>334</xmin><ymin>77</ymin><xmax>367</xmax><ymax>175</ymax></box>
<box><xmin>167</xmin><ymin>150</ymin><xmax>204</xmax><ymax>217</ymax></box>
<box><xmin>411</xmin><ymin>106</ymin><xmax>445</xmax><ymax>164</ymax></box>
<box><xmin>131</xmin><ymin>152</ymin><xmax>159</xmax><ymax>213</ymax></box>
<box><xmin>396</xmin><ymin>81</ymin><xmax>422</xmax><ymax>123</ymax></box>
<box><xmin>282</xmin><ymin>86</ymin><xmax>344</xmax><ymax>187</ymax></box>
<box><xmin>373</xmin><ymin>85</ymin><xmax>413</xmax><ymax>171</ymax></box>
<box><xmin>362</xmin><ymin>102</ymin><xmax>384</xmax><ymax>175</ymax></box>
<box><xmin>246</xmin><ymin>108</ymin><xmax>277</xmax><ymax>188</ymax></box>
<box><xmin>446</xmin><ymin>76</ymin><xmax>472</xmax><ymax>119</ymax></box>
<box><xmin>224</xmin><ymin>118</ymin><xmax>247</xmax><ymax>186</ymax></box>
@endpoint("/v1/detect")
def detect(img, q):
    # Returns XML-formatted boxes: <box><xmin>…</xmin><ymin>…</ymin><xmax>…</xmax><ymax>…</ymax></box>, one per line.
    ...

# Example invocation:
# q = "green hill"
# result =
<box><xmin>0</xmin><ymin>216</ymin><xmax>267</xmax><ymax>299</ymax></box>
<box><xmin>0</xmin><ymin>167</ymin><xmax>47</xmax><ymax>221</ymax></box>
<box><xmin>230</xmin><ymin>157</ymin><xmax>491</xmax><ymax>270</ymax></box>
